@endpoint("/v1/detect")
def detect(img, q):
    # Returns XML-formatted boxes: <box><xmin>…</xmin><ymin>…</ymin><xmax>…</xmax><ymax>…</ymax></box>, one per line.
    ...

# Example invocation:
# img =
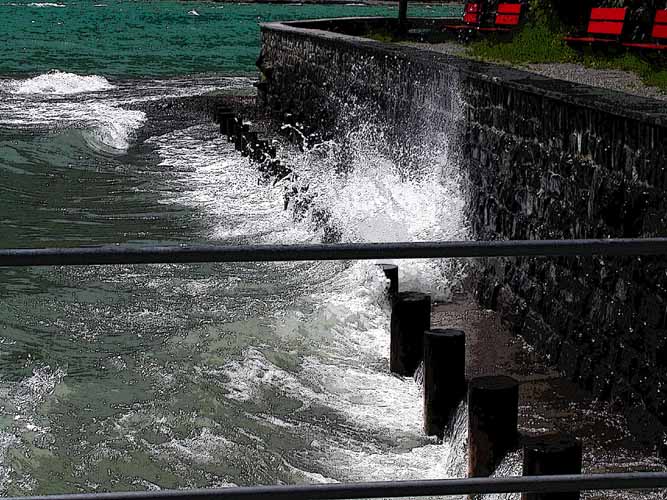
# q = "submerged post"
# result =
<box><xmin>424</xmin><ymin>328</ymin><xmax>466</xmax><ymax>438</ymax></box>
<box><xmin>218</xmin><ymin>112</ymin><xmax>234</xmax><ymax>136</ymax></box>
<box><xmin>390</xmin><ymin>291</ymin><xmax>430</xmax><ymax>376</ymax></box>
<box><xmin>245</xmin><ymin>130</ymin><xmax>258</xmax><ymax>157</ymax></box>
<box><xmin>378</xmin><ymin>263</ymin><xmax>398</xmax><ymax>299</ymax></box>
<box><xmin>522</xmin><ymin>434</ymin><xmax>583</xmax><ymax>500</ymax></box>
<box><xmin>229</xmin><ymin>117</ymin><xmax>241</xmax><ymax>142</ymax></box>
<box><xmin>468</xmin><ymin>375</ymin><xmax>519</xmax><ymax>477</ymax></box>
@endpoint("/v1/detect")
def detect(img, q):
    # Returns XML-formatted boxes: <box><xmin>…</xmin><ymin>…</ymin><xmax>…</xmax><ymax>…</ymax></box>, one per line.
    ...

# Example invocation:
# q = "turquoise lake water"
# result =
<box><xmin>1</xmin><ymin>1</ymin><xmax>461</xmax><ymax>77</ymax></box>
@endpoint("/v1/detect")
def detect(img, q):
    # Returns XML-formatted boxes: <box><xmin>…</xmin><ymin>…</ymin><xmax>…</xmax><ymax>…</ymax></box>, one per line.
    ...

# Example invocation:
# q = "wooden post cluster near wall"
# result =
<box><xmin>213</xmin><ymin>106</ymin><xmax>293</xmax><ymax>181</ymax></box>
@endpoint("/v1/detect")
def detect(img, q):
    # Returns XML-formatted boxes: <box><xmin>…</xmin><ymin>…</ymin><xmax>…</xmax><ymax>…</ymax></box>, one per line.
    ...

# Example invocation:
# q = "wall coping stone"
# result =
<box><xmin>260</xmin><ymin>18</ymin><xmax>667</xmax><ymax>128</ymax></box>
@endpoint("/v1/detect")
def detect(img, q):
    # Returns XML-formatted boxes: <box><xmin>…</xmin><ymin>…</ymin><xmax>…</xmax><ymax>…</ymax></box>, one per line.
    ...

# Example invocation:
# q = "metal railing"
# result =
<box><xmin>2</xmin><ymin>238</ymin><xmax>667</xmax><ymax>267</ymax></box>
<box><xmin>6</xmin><ymin>473</ymin><xmax>667</xmax><ymax>500</ymax></box>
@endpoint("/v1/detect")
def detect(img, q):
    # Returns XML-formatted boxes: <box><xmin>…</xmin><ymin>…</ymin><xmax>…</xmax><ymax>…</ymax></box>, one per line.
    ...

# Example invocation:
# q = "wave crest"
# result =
<box><xmin>26</xmin><ymin>2</ymin><xmax>65</xmax><ymax>7</ymax></box>
<box><xmin>82</xmin><ymin>104</ymin><xmax>146</xmax><ymax>153</ymax></box>
<box><xmin>12</xmin><ymin>71</ymin><xmax>114</xmax><ymax>95</ymax></box>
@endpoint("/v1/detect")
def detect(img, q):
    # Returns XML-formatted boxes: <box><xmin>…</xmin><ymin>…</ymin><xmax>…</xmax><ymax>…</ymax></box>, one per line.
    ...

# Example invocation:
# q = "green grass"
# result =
<box><xmin>582</xmin><ymin>52</ymin><xmax>667</xmax><ymax>90</ymax></box>
<box><xmin>466</xmin><ymin>15</ymin><xmax>667</xmax><ymax>92</ymax></box>
<box><xmin>467</xmin><ymin>21</ymin><xmax>578</xmax><ymax>64</ymax></box>
<box><xmin>360</xmin><ymin>6</ymin><xmax>667</xmax><ymax>92</ymax></box>
<box><xmin>365</xmin><ymin>30</ymin><xmax>399</xmax><ymax>43</ymax></box>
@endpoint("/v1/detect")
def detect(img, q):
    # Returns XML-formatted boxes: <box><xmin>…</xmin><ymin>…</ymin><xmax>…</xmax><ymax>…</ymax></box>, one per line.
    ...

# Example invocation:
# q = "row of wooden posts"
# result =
<box><xmin>379</xmin><ymin>264</ymin><xmax>583</xmax><ymax>500</ymax></box>
<box><xmin>213</xmin><ymin>107</ymin><xmax>306</xmax><ymax>181</ymax></box>
<box><xmin>213</xmin><ymin>106</ymin><xmax>584</xmax><ymax>499</ymax></box>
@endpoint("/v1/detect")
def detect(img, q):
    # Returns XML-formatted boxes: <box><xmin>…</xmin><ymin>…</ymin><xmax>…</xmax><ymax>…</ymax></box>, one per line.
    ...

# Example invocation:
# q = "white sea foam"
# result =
<box><xmin>147</xmin><ymin>126</ymin><xmax>312</xmax><ymax>242</ymax></box>
<box><xmin>11</xmin><ymin>71</ymin><xmax>114</xmax><ymax>95</ymax></box>
<box><xmin>82</xmin><ymin>103</ymin><xmax>146</xmax><ymax>152</ymax></box>
<box><xmin>0</xmin><ymin>365</ymin><xmax>66</xmax><ymax>493</ymax></box>
<box><xmin>11</xmin><ymin>366</ymin><xmax>66</xmax><ymax>419</ymax></box>
<box><xmin>27</xmin><ymin>2</ymin><xmax>64</xmax><ymax>6</ymax></box>
<box><xmin>145</xmin><ymin>73</ymin><xmax>469</xmax><ymax>482</ymax></box>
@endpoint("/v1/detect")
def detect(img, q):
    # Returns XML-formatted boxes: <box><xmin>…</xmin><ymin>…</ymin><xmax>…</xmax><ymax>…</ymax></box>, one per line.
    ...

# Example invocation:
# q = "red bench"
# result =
<box><xmin>443</xmin><ymin>2</ymin><xmax>483</xmax><ymax>31</ymax></box>
<box><xmin>445</xmin><ymin>2</ymin><xmax>523</xmax><ymax>32</ymax></box>
<box><xmin>478</xmin><ymin>3</ymin><xmax>523</xmax><ymax>31</ymax></box>
<box><xmin>623</xmin><ymin>9</ymin><xmax>667</xmax><ymax>50</ymax></box>
<box><xmin>563</xmin><ymin>7</ymin><xmax>627</xmax><ymax>45</ymax></box>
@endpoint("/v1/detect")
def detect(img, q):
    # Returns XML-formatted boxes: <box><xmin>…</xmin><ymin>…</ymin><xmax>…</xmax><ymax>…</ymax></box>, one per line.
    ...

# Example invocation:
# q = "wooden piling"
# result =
<box><xmin>237</xmin><ymin>124</ymin><xmax>249</xmax><ymax>153</ymax></box>
<box><xmin>377</xmin><ymin>264</ymin><xmax>398</xmax><ymax>298</ymax></box>
<box><xmin>522</xmin><ymin>433</ymin><xmax>583</xmax><ymax>500</ymax></box>
<box><xmin>234</xmin><ymin>121</ymin><xmax>244</xmax><ymax>150</ymax></box>
<box><xmin>214</xmin><ymin>106</ymin><xmax>231</xmax><ymax>123</ymax></box>
<box><xmin>390</xmin><ymin>291</ymin><xmax>430</xmax><ymax>376</ymax></box>
<box><xmin>424</xmin><ymin>328</ymin><xmax>466</xmax><ymax>438</ymax></box>
<box><xmin>468</xmin><ymin>375</ymin><xmax>519</xmax><ymax>477</ymax></box>
<box><xmin>229</xmin><ymin>117</ymin><xmax>241</xmax><ymax>142</ymax></box>
<box><xmin>218</xmin><ymin>112</ymin><xmax>234</xmax><ymax>136</ymax></box>
<box><xmin>244</xmin><ymin>130</ymin><xmax>258</xmax><ymax>157</ymax></box>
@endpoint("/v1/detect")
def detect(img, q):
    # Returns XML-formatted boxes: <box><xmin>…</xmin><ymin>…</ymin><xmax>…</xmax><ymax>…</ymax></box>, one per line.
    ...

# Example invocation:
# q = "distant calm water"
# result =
<box><xmin>0</xmin><ymin>1</ymin><xmax>461</xmax><ymax>76</ymax></box>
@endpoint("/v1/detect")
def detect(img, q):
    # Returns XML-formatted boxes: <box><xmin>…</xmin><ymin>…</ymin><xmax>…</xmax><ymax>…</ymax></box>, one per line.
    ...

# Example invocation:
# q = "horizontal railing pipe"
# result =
<box><xmin>5</xmin><ymin>473</ymin><xmax>667</xmax><ymax>500</ymax></box>
<box><xmin>3</xmin><ymin>238</ymin><xmax>667</xmax><ymax>267</ymax></box>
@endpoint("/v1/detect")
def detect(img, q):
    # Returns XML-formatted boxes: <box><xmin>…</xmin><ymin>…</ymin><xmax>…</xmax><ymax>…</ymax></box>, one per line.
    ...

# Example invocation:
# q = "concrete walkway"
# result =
<box><xmin>404</xmin><ymin>42</ymin><xmax>667</xmax><ymax>102</ymax></box>
<box><xmin>432</xmin><ymin>298</ymin><xmax>666</xmax><ymax>498</ymax></box>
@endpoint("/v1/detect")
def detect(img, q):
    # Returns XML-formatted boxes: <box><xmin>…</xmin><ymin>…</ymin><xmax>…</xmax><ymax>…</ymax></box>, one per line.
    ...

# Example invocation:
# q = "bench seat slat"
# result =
<box><xmin>477</xmin><ymin>26</ymin><xmax>512</xmax><ymax>32</ymax></box>
<box><xmin>622</xmin><ymin>41</ymin><xmax>667</xmax><ymax>49</ymax></box>
<box><xmin>563</xmin><ymin>35</ymin><xmax>618</xmax><ymax>43</ymax></box>
<box><xmin>444</xmin><ymin>23</ymin><xmax>477</xmax><ymax>30</ymax></box>
<box><xmin>587</xmin><ymin>20</ymin><xmax>624</xmax><ymax>36</ymax></box>
<box><xmin>651</xmin><ymin>23</ymin><xmax>667</xmax><ymax>40</ymax></box>
<box><xmin>496</xmin><ymin>14</ymin><xmax>520</xmax><ymax>26</ymax></box>
<box><xmin>463</xmin><ymin>12</ymin><xmax>480</xmax><ymax>24</ymax></box>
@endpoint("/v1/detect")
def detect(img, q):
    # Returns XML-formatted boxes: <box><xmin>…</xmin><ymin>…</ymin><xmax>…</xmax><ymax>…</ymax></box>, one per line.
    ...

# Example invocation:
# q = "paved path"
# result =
<box><xmin>431</xmin><ymin>298</ymin><xmax>666</xmax><ymax>498</ymax></box>
<box><xmin>404</xmin><ymin>42</ymin><xmax>667</xmax><ymax>101</ymax></box>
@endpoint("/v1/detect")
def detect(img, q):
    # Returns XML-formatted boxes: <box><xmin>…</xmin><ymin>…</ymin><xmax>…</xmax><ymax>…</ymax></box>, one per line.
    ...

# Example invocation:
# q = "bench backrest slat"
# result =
<box><xmin>497</xmin><ymin>3</ymin><xmax>521</xmax><ymax>15</ymax></box>
<box><xmin>587</xmin><ymin>7</ymin><xmax>627</xmax><ymax>36</ymax></box>
<box><xmin>463</xmin><ymin>2</ymin><xmax>481</xmax><ymax>24</ymax></box>
<box><xmin>654</xmin><ymin>10</ymin><xmax>667</xmax><ymax>24</ymax></box>
<box><xmin>652</xmin><ymin>10</ymin><xmax>667</xmax><ymax>40</ymax></box>
<box><xmin>496</xmin><ymin>2</ymin><xmax>522</xmax><ymax>26</ymax></box>
<box><xmin>590</xmin><ymin>7</ymin><xmax>627</xmax><ymax>22</ymax></box>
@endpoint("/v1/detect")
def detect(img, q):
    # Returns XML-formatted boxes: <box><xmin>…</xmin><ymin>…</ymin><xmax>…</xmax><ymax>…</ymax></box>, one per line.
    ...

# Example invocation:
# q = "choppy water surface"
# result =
<box><xmin>2</xmin><ymin>2</ymin><xmax>664</xmax><ymax>498</ymax></box>
<box><xmin>0</xmin><ymin>69</ymin><xmax>470</xmax><ymax>494</ymax></box>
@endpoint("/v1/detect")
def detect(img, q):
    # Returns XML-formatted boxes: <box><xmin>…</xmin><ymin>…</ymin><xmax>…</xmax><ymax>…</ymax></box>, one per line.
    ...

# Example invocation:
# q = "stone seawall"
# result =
<box><xmin>259</xmin><ymin>18</ymin><xmax>667</xmax><ymax>456</ymax></box>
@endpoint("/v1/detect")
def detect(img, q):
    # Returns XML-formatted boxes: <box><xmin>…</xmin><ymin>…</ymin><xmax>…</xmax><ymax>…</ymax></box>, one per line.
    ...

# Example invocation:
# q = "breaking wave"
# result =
<box><xmin>141</xmin><ymin>66</ymin><xmax>470</xmax><ymax>486</ymax></box>
<box><xmin>9</xmin><ymin>71</ymin><xmax>114</xmax><ymax>95</ymax></box>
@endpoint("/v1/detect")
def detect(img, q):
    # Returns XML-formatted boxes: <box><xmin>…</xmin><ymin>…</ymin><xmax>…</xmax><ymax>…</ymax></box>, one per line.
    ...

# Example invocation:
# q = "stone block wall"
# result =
<box><xmin>259</xmin><ymin>19</ymin><xmax>667</xmax><ymax>456</ymax></box>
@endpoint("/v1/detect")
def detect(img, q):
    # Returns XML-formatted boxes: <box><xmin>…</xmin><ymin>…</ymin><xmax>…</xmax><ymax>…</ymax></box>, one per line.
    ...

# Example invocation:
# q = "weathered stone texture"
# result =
<box><xmin>259</xmin><ymin>20</ymin><xmax>667</xmax><ymax>456</ymax></box>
